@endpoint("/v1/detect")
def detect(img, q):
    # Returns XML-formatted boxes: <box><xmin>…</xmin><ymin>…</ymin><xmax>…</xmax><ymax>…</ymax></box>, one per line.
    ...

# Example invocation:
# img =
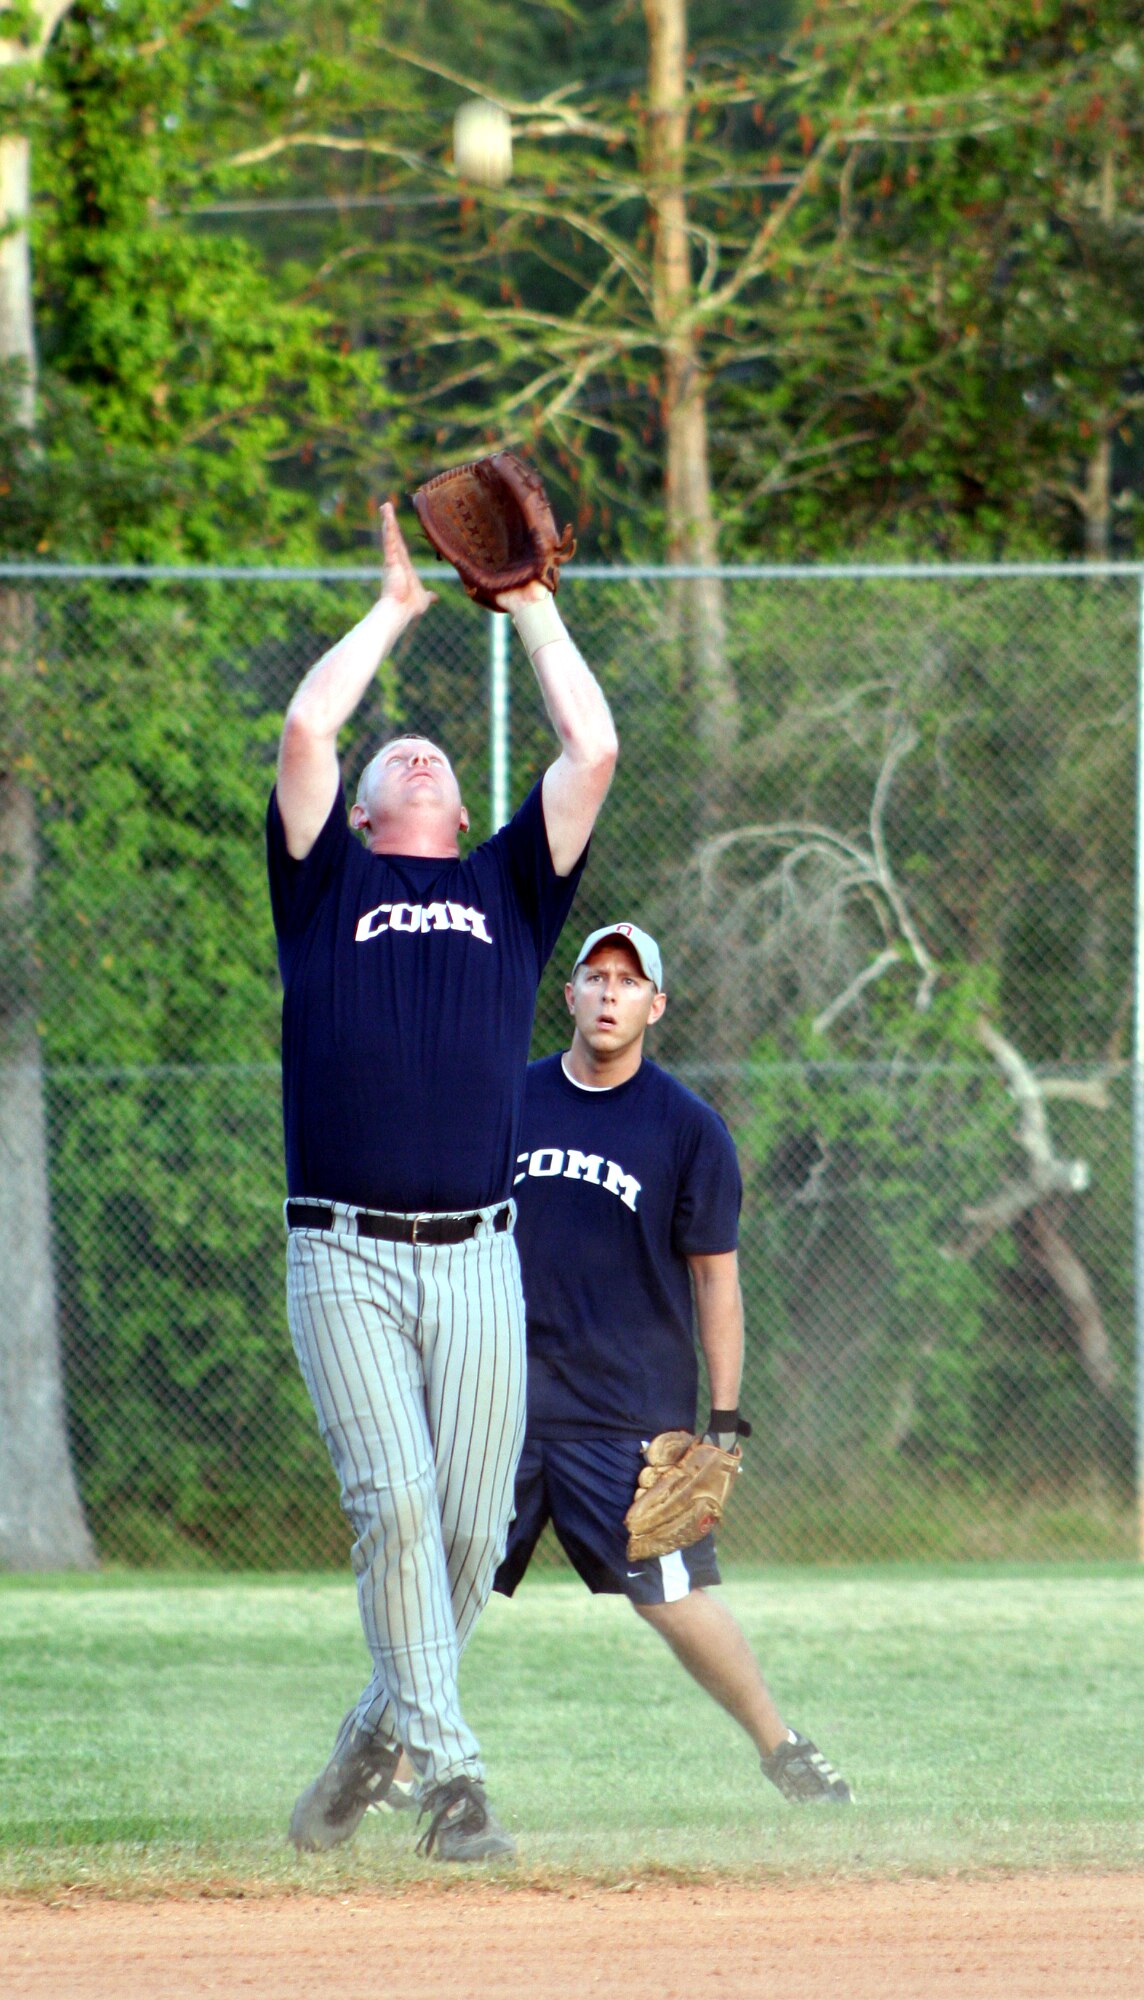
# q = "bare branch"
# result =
<box><xmin>497</xmin><ymin>340</ymin><xmax>617</xmax><ymax>432</ymax></box>
<box><xmin>224</xmin><ymin>132</ymin><xmax>426</xmax><ymax>171</ymax></box>
<box><xmin>1040</xmin><ymin>1077</ymin><xmax>1113</xmax><ymax>1110</ymax></box>
<box><xmin>697</xmin><ymin>820</ymin><xmax>873</xmax><ymax>880</ymax></box>
<box><xmin>374</xmin><ymin>39</ymin><xmax>628</xmax><ymax>144</ymax></box>
<box><xmin>736</xmin><ymin>429</ymin><xmax>880</xmax><ymax>506</ymax></box>
<box><xmin>476</xmin><ymin>195</ymin><xmax>653</xmax><ymax>302</ymax></box>
<box><xmin>944</xmin><ymin>1019</ymin><xmax>1094</xmax><ymax>1260</ymax></box>
<box><xmin>869</xmin><ymin>723</ymin><xmax>938</xmax><ymax>1009</ymax></box>
<box><xmin>953</xmin><ymin>1180</ymin><xmax>1043</xmax><ymax>1256</ymax></box>
<box><xmin>1027</xmin><ymin>1210</ymin><xmax>1116</xmax><ymax>1395</ymax></box>
<box><xmin>704</xmin><ymin>125</ymin><xmax>843</xmax><ymax>316</ymax></box>
<box><xmin>813</xmin><ymin>946</ymin><xmax>901</xmax><ymax>1035</ymax></box>
<box><xmin>976</xmin><ymin>1019</ymin><xmax>1059</xmax><ymax>1173</ymax></box>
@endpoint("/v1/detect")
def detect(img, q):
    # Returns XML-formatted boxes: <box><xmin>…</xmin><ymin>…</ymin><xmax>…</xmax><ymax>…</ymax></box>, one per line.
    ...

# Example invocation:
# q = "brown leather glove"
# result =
<box><xmin>411</xmin><ymin>451</ymin><xmax>575</xmax><ymax>610</ymax></box>
<box><xmin>623</xmin><ymin>1430</ymin><xmax>742</xmax><ymax>1563</ymax></box>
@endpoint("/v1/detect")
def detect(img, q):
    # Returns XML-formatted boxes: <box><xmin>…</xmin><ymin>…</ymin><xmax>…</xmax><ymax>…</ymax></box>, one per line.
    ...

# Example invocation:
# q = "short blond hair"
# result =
<box><xmin>355</xmin><ymin>734</ymin><xmax>437</xmax><ymax>807</ymax></box>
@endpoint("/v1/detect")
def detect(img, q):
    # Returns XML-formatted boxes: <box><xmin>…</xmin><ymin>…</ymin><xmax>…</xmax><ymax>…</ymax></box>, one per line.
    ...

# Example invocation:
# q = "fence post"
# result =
<box><xmin>489</xmin><ymin>610</ymin><xmax>510</xmax><ymax>833</ymax></box>
<box><xmin>1136</xmin><ymin>573</ymin><xmax>1144</xmax><ymax>1562</ymax></box>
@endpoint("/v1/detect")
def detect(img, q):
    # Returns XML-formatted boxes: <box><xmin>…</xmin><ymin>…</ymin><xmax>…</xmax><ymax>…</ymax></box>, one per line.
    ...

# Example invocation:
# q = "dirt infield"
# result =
<box><xmin>4</xmin><ymin>1874</ymin><xmax>1141</xmax><ymax>2000</ymax></box>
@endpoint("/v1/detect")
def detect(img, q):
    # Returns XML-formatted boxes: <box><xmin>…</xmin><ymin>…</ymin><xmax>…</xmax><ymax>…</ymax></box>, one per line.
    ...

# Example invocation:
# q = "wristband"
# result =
<box><xmin>511</xmin><ymin>594</ymin><xmax>566</xmax><ymax>658</ymax></box>
<box><xmin>706</xmin><ymin>1407</ymin><xmax>752</xmax><ymax>1441</ymax></box>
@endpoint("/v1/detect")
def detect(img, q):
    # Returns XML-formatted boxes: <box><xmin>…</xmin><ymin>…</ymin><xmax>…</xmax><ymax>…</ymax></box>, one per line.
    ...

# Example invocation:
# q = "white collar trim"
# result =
<box><xmin>560</xmin><ymin>1053</ymin><xmax>619</xmax><ymax>1092</ymax></box>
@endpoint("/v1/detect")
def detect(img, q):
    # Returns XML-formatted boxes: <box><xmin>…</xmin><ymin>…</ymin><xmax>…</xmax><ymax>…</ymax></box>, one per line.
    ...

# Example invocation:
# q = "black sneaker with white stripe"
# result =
<box><xmin>289</xmin><ymin>1718</ymin><xmax>401</xmax><ymax>1851</ymax></box>
<box><xmin>761</xmin><ymin>1731</ymin><xmax>852</xmax><ymax>1804</ymax></box>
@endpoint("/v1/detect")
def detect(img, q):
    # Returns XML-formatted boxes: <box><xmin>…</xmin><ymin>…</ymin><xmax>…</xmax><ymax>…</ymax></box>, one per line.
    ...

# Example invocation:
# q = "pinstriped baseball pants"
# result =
<box><xmin>285</xmin><ymin>1201</ymin><xmax>527</xmax><ymax>1791</ymax></box>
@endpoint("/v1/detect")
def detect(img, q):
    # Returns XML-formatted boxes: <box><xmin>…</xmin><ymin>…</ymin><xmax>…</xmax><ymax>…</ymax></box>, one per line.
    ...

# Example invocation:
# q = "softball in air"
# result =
<box><xmin>453</xmin><ymin>99</ymin><xmax>513</xmax><ymax>189</ymax></box>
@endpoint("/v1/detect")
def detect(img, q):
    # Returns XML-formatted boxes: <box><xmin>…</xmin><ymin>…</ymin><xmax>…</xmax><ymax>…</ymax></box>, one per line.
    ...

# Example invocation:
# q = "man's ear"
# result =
<box><xmin>564</xmin><ymin>980</ymin><xmax>576</xmax><ymax>1015</ymax></box>
<box><xmin>459</xmin><ymin>802</ymin><xmax>471</xmax><ymax>834</ymax></box>
<box><xmin>349</xmin><ymin>802</ymin><xmax>369</xmax><ymax>831</ymax></box>
<box><xmin>649</xmin><ymin>990</ymin><xmax>667</xmax><ymax>1025</ymax></box>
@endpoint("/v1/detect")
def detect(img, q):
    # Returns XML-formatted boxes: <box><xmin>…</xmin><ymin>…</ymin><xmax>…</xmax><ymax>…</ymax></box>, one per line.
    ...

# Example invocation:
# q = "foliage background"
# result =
<box><xmin>3</xmin><ymin>0</ymin><xmax>1143</xmax><ymax>565</ymax></box>
<box><xmin>1</xmin><ymin>0</ymin><xmax>1140</xmax><ymax>1562</ymax></box>
<box><xmin>11</xmin><ymin>566</ymin><xmax>1135</xmax><ymax>1565</ymax></box>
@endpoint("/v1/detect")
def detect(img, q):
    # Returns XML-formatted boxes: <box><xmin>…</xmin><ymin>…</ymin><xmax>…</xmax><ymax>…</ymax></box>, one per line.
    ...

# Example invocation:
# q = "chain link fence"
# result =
<box><xmin>1</xmin><ymin>563</ymin><xmax>1139</xmax><ymax>1567</ymax></box>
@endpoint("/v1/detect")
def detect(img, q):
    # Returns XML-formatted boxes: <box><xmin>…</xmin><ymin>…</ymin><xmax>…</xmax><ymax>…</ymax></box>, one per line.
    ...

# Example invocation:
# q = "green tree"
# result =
<box><xmin>0</xmin><ymin>0</ymin><xmax>393</xmax><ymax>1563</ymax></box>
<box><xmin>729</xmin><ymin>0</ymin><xmax>1144</xmax><ymax>558</ymax></box>
<box><xmin>17</xmin><ymin>0</ymin><xmax>393</xmax><ymax>561</ymax></box>
<box><xmin>179</xmin><ymin>0</ymin><xmax>1143</xmax><ymax>561</ymax></box>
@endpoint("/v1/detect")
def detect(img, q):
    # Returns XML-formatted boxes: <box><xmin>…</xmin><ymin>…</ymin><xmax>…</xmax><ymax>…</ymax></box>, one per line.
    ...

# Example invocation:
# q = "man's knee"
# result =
<box><xmin>348</xmin><ymin>1461</ymin><xmax>438</xmax><ymax>1570</ymax></box>
<box><xmin>442</xmin><ymin>1507</ymin><xmax>507</xmax><ymax>1596</ymax></box>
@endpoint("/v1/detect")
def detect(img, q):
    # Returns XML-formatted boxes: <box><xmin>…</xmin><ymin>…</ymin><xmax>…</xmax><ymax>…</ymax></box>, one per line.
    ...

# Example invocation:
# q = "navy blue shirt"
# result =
<box><xmin>267</xmin><ymin>780</ymin><xmax>586</xmax><ymax>1212</ymax></box>
<box><xmin>513</xmin><ymin>1054</ymin><xmax>742</xmax><ymax>1437</ymax></box>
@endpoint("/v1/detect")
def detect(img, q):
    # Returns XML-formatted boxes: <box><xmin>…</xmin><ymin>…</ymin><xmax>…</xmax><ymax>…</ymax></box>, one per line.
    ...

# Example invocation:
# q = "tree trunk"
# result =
<box><xmin>1082</xmin><ymin>434</ymin><xmax>1111</xmax><ymax>562</ymax></box>
<box><xmin>0</xmin><ymin>1057</ymin><xmax>97</xmax><ymax>1569</ymax></box>
<box><xmin>642</xmin><ymin>0</ymin><xmax>739</xmax><ymax>796</ymax></box>
<box><xmin>0</xmin><ymin>137</ymin><xmax>37</xmax><ymax>427</ymax></box>
<box><xmin>641</xmin><ymin>0</ymin><xmax>747</xmax><ymax>1113</ymax></box>
<box><xmin>1027</xmin><ymin>1207</ymin><xmax>1116</xmax><ymax>1399</ymax></box>
<box><xmin>0</xmin><ymin>595</ymin><xmax>94</xmax><ymax>1569</ymax></box>
<box><xmin>0</xmin><ymin>7</ymin><xmax>96</xmax><ymax>1567</ymax></box>
<box><xmin>1080</xmin><ymin>149</ymin><xmax>1116</xmax><ymax>563</ymax></box>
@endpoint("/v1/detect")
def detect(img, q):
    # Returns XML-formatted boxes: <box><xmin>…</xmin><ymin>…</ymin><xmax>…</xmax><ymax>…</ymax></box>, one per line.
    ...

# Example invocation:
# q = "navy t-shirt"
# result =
<box><xmin>266</xmin><ymin>780</ymin><xmax>586</xmax><ymax>1213</ymax></box>
<box><xmin>513</xmin><ymin>1054</ymin><xmax>742</xmax><ymax>1437</ymax></box>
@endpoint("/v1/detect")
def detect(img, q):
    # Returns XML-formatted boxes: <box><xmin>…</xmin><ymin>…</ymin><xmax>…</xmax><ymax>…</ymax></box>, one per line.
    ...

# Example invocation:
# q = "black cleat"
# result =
<box><xmin>761</xmin><ymin>1731</ymin><xmax>852</xmax><ymax>1804</ymax></box>
<box><xmin>289</xmin><ymin>1718</ymin><xmax>401</xmax><ymax>1851</ymax></box>
<box><xmin>415</xmin><ymin>1776</ymin><xmax>516</xmax><ymax>1862</ymax></box>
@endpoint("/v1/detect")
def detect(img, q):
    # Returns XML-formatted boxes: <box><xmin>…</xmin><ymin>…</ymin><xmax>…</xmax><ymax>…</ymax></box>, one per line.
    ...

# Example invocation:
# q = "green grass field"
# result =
<box><xmin>2</xmin><ymin>1564</ymin><xmax>1142</xmax><ymax>1895</ymax></box>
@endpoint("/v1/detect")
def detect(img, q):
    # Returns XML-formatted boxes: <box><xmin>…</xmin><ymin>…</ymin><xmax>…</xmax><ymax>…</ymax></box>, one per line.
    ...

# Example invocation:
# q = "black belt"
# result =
<box><xmin>286</xmin><ymin>1201</ymin><xmax>511</xmax><ymax>1246</ymax></box>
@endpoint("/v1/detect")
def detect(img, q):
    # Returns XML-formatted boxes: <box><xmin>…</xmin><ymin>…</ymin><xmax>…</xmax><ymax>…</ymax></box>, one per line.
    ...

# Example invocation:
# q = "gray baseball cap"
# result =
<box><xmin>572</xmin><ymin>922</ymin><xmax>663</xmax><ymax>990</ymax></box>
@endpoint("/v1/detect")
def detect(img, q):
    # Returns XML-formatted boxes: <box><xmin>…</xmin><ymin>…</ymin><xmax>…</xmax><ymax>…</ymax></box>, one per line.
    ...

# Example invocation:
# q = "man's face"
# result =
<box><xmin>565</xmin><ymin>941</ymin><xmax>666</xmax><ymax>1057</ymax></box>
<box><xmin>351</xmin><ymin>736</ymin><xmax>469</xmax><ymax>841</ymax></box>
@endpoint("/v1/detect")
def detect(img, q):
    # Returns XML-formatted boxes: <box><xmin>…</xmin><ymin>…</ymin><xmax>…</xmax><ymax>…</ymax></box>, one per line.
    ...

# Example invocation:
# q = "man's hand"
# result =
<box><xmin>380</xmin><ymin>500</ymin><xmax>436</xmax><ymax>622</ymax></box>
<box><xmin>276</xmin><ymin>503</ymin><xmax>435</xmax><ymax>860</ymax></box>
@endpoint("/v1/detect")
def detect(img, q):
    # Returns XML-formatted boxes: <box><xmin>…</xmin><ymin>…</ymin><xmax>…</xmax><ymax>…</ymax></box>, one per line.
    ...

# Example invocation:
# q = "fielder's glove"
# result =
<box><xmin>623</xmin><ymin>1429</ymin><xmax>742</xmax><ymax>1563</ymax></box>
<box><xmin>411</xmin><ymin>450</ymin><xmax>575</xmax><ymax>610</ymax></box>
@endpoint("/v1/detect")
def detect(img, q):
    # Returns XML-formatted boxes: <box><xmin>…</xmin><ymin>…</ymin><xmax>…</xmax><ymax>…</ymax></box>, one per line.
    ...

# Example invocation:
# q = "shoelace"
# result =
<box><xmin>415</xmin><ymin>1781</ymin><xmax>483</xmax><ymax>1855</ymax></box>
<box><xmin>326</xmin><ymin>1743</ymin><xmax>397</xmax><ymax>1819</ymax></box>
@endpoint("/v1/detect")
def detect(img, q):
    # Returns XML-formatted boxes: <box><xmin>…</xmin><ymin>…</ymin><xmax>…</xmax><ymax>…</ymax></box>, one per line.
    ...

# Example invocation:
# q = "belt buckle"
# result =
<box><xmin>410</xmin><ymin>1214</ymin><xmax>427</xmax><ymax>1244</ymax></box>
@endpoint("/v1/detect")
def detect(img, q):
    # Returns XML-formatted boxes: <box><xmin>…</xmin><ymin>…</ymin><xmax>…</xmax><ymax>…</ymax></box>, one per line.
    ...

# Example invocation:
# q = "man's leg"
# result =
<box><xmin>385</xmin><ymin>1421</ymin><xmax>546</xmax><ymax>1809</ymax></box>
<box><xmin>285</xmin><ymin>1224</ymin><xmax>482</xmax><ymax>1808</ymax></box>
<box><xmin>421</xmin><ymin>1219</ymin><xmax>528</xmax><ymax>1659</ymax></box>
<box><xmin>404</xmin><ymin>1213</ymin><xmax>526</xmax><ymax>1860</ymax></box>
<box><xmin>635</xmin><ymin>1588</ymin><xmax>789</xmax><ymax>1756</ymax></box>
<box><xmin>635</xmin><ymin>1586</ymin><xmax>852</xmax><ymax>1802</ymax></box>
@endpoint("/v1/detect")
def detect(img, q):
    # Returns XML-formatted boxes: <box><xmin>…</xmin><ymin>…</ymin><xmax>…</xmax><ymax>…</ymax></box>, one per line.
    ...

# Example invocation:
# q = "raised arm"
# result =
<box><xmin>497</xmin><ymin>583</ymin><xmax>618</xmax><ymax>877</ymax></box>
<box><xmin>688</xmin><ymin>1250</ymin><xmax>745</xmax><ymax>1418</ymax></box>
<box><xmin>276</xmin><ymin>503</ymin><xmax>435</xmax><ymax>859</ymax></box>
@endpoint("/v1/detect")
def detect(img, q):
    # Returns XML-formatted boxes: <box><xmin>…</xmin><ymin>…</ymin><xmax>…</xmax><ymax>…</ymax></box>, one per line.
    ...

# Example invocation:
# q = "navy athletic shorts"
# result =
<box><xmin>493</xmin><ymin>1434</ymin><xmax>721</xmax><ymax>1607</ymax></box>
